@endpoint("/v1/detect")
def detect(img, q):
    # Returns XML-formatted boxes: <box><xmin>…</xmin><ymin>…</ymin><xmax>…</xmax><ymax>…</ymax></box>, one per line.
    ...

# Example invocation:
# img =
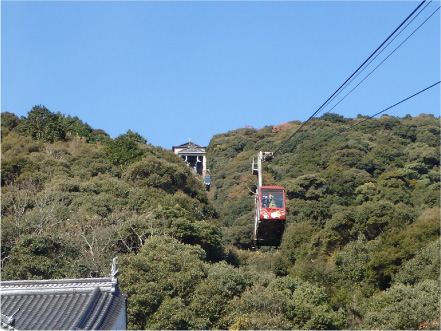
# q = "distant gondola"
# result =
<box><xmin>204</xmin><ymin>176</ymin><xmax>211</xmax><ymax>191</ymax></box>
<box><xmin>252</xmin><ymin>151</ymin><xmax>287</xmax><ymax>247</ymax></box>
<box><xmin>254</xmin><ymin>185</ymin><xmax>286</xmax><ymax>247</ymax></box>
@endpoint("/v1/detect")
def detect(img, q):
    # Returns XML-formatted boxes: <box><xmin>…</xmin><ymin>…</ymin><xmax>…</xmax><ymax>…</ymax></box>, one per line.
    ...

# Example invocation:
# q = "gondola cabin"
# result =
<box><xmin>254</xmin><ymin>185</ymin><xmax>286</xmax><ymax>247</ymax></box>
<box><xmin>204</xmin><ymin>176</ymin><xmax>211</xmax><ymax>191</ymax></box>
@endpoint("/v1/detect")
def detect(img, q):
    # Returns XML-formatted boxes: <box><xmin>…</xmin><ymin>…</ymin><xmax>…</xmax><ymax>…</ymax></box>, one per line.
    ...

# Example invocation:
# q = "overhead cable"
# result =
<box><xmin>278</xmin><ymin>81</ymin><xmax>441</xmax><ymax>160</ymax></box>
<box><xmin>324</xmin><ymin>4</ymin><xmax>440</xmax><ymax>116</ymax></box>
<box><xmin>319</xmin><ymin>0</ymin><xmax>434</xmax><ymax>116</ymax></box>
<box><xmin>273</xmin><ymin>0</ymin><xmax>428</xmax><ymax>156</ymax></box>
<box><xmin>212</xmin><ymin>80</ymin><xmax>440</xmax><ymax>179</ymax></box>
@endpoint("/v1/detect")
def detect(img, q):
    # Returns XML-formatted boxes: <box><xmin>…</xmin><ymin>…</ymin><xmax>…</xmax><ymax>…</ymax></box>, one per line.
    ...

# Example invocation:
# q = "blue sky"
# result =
<box><xmin>2</xmin><ymin>0</ymin><xmax>440</xmax><ymax>149</ymax></box>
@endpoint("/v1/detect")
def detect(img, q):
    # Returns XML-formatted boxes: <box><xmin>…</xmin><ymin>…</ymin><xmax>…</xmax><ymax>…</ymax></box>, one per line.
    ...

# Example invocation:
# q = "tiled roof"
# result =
<box><xmin>0</xmin><ymin>277</ymin><xmax>127</xmax><ymax>330</ymax></box>
<box><xmin>177</xmin><ymin>146</ymin><xmax>205</xmax><ymax>154</ymax></box>
<box><xmin>172</xmin><ymin>141</ymin><xmax>206</xmax><ymax>151</ymax></box>
<box><xmin>1</xmin><ymin>278</ymin><xmax>116</xmax><ymax>294</ymax></box>
<box><xmin>174</xmin><ymin>141</ymin><xmax>202</xmax><ymax>148</ymax></box>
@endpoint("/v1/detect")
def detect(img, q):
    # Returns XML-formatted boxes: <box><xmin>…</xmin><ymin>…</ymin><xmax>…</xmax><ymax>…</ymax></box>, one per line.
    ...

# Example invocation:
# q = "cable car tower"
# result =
<box><xmin>252</xmin><ymin>152</ymin><xmax>286</xmax><ymax>247</ymax></box>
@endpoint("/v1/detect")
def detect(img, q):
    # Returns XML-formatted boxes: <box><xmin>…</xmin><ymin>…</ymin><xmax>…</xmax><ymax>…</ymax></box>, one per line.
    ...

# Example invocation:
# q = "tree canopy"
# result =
<box><xmin>1</xmin><ymin>107</ymin><xmax>439</xmax><ymax>330</ymax></box>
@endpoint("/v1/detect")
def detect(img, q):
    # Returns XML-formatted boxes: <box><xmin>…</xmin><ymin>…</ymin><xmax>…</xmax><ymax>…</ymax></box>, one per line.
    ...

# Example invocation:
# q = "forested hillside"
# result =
<box><xmin>1</xmin><ymin>107</ymin><xmax>440</xmax><ymax>330</ymax></box>
<box><xmin>206</xmin><ymin>112</ymin><xmax>440</xmax><ymax>329</ymax></box>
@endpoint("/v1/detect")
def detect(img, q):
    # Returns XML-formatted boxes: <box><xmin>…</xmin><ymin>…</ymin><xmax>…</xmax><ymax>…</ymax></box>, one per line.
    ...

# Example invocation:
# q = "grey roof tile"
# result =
<box><xmin>177</xmin><ymin>147</ymin><xmax>205</xmax><ymax>154</ymax></box>
<box><xmin>174</xmin><ymin>141</ymin><xmax>203</xmax><ymax>148</ymax></box>
<box><xmin>1</xmin><ymin>277</ymin><xmax>127</xmax><ymax>330</ymax></box>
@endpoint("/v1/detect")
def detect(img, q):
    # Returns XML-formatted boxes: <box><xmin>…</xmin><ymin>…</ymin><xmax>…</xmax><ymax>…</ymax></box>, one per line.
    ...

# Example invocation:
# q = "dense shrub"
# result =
<box><xmin>2</xmin><ymin>110</ymin><xmax>440</xmax><ymax>330</ymax></box>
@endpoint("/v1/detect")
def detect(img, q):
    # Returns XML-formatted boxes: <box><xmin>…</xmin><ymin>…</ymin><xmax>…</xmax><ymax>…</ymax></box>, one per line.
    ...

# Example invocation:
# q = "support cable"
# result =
<box><xmin>277</xmin><ymin>81</ymin><xmax>441</xmax><ymax>161</ymax></box>
<box><xmin>318</xmin><ymin>0</ymin><xmax>434</xmax><ymax>117</ymax></box>
<box><xmin>273</xmin><ymin>0</ymin><xmax>428</xmax><ymax>157</ymax></box>
<box><xmin>211</xmin><ymin>81</ymin><xmax>440</xmax><ymax>179</ymax></box>
<box><xmin>324</xmin><ymin>4</ymin><xmax>440</xmax><ymax>116</ymax></box>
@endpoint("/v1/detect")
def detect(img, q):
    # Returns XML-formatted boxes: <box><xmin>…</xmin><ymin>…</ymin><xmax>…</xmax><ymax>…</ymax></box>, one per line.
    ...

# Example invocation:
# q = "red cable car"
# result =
<box><xmin>254</xmin><ymin>185</ymin><xmax>286</xmax><ymax>247</ymax></box>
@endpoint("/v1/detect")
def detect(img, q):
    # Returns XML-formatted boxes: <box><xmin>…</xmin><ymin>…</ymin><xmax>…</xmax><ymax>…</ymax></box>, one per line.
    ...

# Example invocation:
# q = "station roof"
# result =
<box><xmin>177</xmin><ymin>147</ymin><xmax>205</xmax><ymax>154</ymax></box>
<box><xmin>1</xmin><ymin>262</ymin><xmax>127</xmax><ymax>330</ymax></box>
<box><xmin>172</xmin><ymin>141</ymin><xmax>206</xmax><ymax>151</ymax></box>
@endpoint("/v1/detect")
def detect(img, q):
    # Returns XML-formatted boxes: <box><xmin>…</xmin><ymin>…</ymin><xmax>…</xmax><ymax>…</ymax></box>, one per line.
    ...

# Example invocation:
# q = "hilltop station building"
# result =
<box><xmin>172</xmin><ymin>141</ymin><xmax>207</xmax><ymax>176</ymax></box>
<box><xmin>172</xmin><ymin>141</ymin><xmax>211</xmax><ymax>189</ymax></box>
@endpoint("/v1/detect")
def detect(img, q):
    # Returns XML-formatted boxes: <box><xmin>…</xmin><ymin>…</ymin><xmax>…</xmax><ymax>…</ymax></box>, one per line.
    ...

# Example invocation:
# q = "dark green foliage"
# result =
<box><xmin>118</xmin><ymin>236</ymin><xmax>208</xmax><ymax>330</ymax></box>
<box><xmin>287</xmin><ymin>198</ymin><xmax>333</xmax><ymax>227</ymax></box>
<box><xmin>1</xmin><ymin>112</ymin><xmax>21</xmax><ymax>138</ymax></box>
<box><xmin>206</xmin><ymin>113</ymin><xmax>439</xmax><ymax>329</ymax></box>
<box><xmin>124</xmin><ymin>156</ymin><xmax>187</xmax><ymax>193</ymax></box>
<box><xmin>2</xmin><ymin>110</ymin><xmax>218</xmax><ymax>281</ymax></box>
<box><xmin>104</xmin><ymin>131</ymin><xmax>147</xmax><ymax>167</ymax></box>
<box><xmin>360</xmin><ymin>280</ymin><xmax>440</xmax><ymax>330</ymax></box>
<box><xmin>275</xmin><ymin>277</ymin><xmax>346</xmax><ymax>330</ymax></box>
<box><xmin>335</xmin><ymin>234</ymin><xmax>370</xmax><ymax>283</ymax></box>
<box><xmin>366</xmin><ymin>207</ymin><xmax>440</xmax><ymax>290</ymax></box>
<box><xmin>393</xmin><ymin>239</ymin><xmax>440</xmax><ymax>285</ymax></box>
<box><xmin>1</xmin><ymin>156</ymin><xmax>37</xmax><ymax>185</ymax></box>
<box><xmin>320</xmin><ymin>112</ymin><xmax>348</xmax><ymax>124</ymax></box>
<box><xmin>62</xmin><ymin>115</ymin><xmax>107</xmax><ymax>143</ymax></box>
<box><xmin>168</xmin><ymin>218</ymin><xmax>224</xmax><ymax>262</ymax></box>
<box><xmin>377</xmin><ymin>171</ymin><xmax>411</xmax><ymax>204</ymax></box>
<box><xmin>2</xmin><ymin>110</ymin><xmax>440</xmax><ymax>330</ymax></box>
<box><xmin>322</xmin><ymin>167</ymin><xmax>372</xmax><ymax>204</ymax></box>
<box><xmin>17</xmin><ymin>105</ymin><xmax>67</xmax><ymax>142</ymax></box>
<box><xmin>3</xmin><ymin>105</ymin><xmax>110</xmax><ymax>144</ymax></box>
<box><xmin>2</xmin><ymin>234</ymin><xmax>84</xmax><ymax>280</ymax></box>
<box><xmin>222</xmin><ymin>213</ymin><xmax>254</xmax><ymax>249</ymax></box>
<box><xmin>188</xmin><ymin>261</ymin><xmax>252</xmax><ymax>329</ymax></box>
<box><xmin>284</xmin><ymin>174</ymin><xmax>328</xmax><ymax>200</ymax></box>
<box><xmin>280</xmin><ymin>221</ymin><xmax>316</xmax><ymax>264</ymax></box>
<box><xmin>220</xmin><ymin>276</ymin><xmax>346</xmax><ymax>330</ymax></box>
<box><xmin>352</xmin><ymin>201</ymin><xmax>396</xmax><ymax>240</ymax></box>
<box><xmin>91</xmin><ymin>129</ymin><xmax>111</xmax><ymax>143</ymax></box>
<box><xmin>124</xmin><ymin>129</ymin><xmax>147</xmax><ymax>144</ymax></box>
<box><xmin>69</xmin><ymin>145</ymin><xmax>114</xmax><ymax>179</ymax></box>
<box><xmin>218</xmin><ymin>284</ymin><xmax>292</xmax><ymax>330</ymax></box>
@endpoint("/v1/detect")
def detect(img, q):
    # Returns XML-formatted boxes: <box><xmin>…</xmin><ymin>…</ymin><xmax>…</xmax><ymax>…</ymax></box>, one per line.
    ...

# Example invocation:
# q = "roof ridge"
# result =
<box><xmin>1</xmin><ymin>277</ymin><xmax>113</xmax><ymax>286</ymax></box>
<box><xmin>1</xmin><ymin>278</ymin><xmax>118</xmax><ymax>296</ymax></box>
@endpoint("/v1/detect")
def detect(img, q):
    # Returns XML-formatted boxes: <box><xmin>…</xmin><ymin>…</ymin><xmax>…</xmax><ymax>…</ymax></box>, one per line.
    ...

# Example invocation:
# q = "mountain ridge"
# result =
<box><xmin>1</xmin><ymin>106</ymin><xmax>439</xmax><ymax>330</ymax></box>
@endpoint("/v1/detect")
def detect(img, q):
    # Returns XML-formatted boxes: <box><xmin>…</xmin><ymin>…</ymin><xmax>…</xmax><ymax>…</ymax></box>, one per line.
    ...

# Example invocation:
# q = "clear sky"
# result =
<box><xmin>1</xmin><ymin>0</ymin><xmax>440</xmax><ymax>149</ymax></box>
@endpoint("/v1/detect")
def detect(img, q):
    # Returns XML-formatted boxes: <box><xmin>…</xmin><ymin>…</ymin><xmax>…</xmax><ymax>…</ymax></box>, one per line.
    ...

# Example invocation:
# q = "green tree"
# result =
<box><xmin>376</xmin><ymin>171</ymin><xmax>411</xmax><ymax>204</ymax></box>
<box><xmin>320</xmin><ymin>113</ymin><xmax>348</xmax><ymax>124</ymax></box>
<box><xmin>2</xmin><ymin>234</ymin><xmax>84</xmax><ymax>280</ymax></box>
<box><xmin>118</xmin><ymin>236</ymin><xmax>208</xmax><ymax>330</ymax></box>
<box><xmin>103</xmin><ymin>131</ymin><xmax>146</xmax><ymax>167</ymax></box>
<box><xmin>361</xmin><ymin>280</ymin><xmax>440</xmax><ymax>330</ymax></box>
<box><xmin>280</xmin><ymin>221</ymin><xmax>316</xmax><ymax>264</ymax></box>
<box><xmin>219</xmin><ymin>283</ymin><xmax>291</xmax><ymax>330</ymax></box>
<box><xmin>124</xmin><ymin>156</ymin><xmax>186</xmax><ymax>193</ymax></box>
<box><xmin>393</xmin><ymin>239</ymin><xmax>440</xmax><ymax>285</ymax></box>
<box><xmin>284</xmin><ymin>174</ymin><xmax>328</xmax><ymax>200</ymax></box>
<box><xmin>148</xmin><ymin>297</ymin><xmax>194</xmax><ymax>330</ymax></box>
<box><xmin>366</xmin><ymin>207</ymin><xmax>440</xmax><ymax>290</ymax></box>
<box><xmin>18</xmin><ymin>105</ymin><xmax>66</xmax><ymax>142</ymax></box>
<box><xmin>125</xmin><ymin>129</ymin><xmax>147</xmax><ymax>144</ymax></box>
<box><xmin>1</xmin><ymin>156</ymin><xmax>37</xmax><ymax>185</ymax></box>
<box><xmin>352</xmin><ymin>201</ymin><xmax>396</xmax><ymax>240</ymax></box>
<box><xmin>188</xmin><ymin>262</ymin><xmax>252</xmax><ymax>329</ymax></box>
<box><xmin>1</xmin><ymin>112</ymin><xmax>21</xmax><ymax>138</ymax></box>
<box><xmin>335</xmin><ymin>234</ymin><xmax>370</xmax><ymax>283</ymax></box>
<box><xmin>222</xmin><ymin>213</ymin><xmax>254</xmax><ymax>249</ymax></box>
<box><xmin>168</xmin><ymin>218</ymin><xmax>224</xmax><ymax>262</ymax></box>
<box><xmin>91</xmin><ymin>129</ymin><xmax>111</xmax><ymax>143</ymax></box>
<box><xmin>62</xmin><ymin>115</ymin><xmax>95</xmax><ymax>142</ymax></box>
<box><xmin>270</xmin><ymin>276</ymin><xmax>346</xmax><ymax>330</ymax></box>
